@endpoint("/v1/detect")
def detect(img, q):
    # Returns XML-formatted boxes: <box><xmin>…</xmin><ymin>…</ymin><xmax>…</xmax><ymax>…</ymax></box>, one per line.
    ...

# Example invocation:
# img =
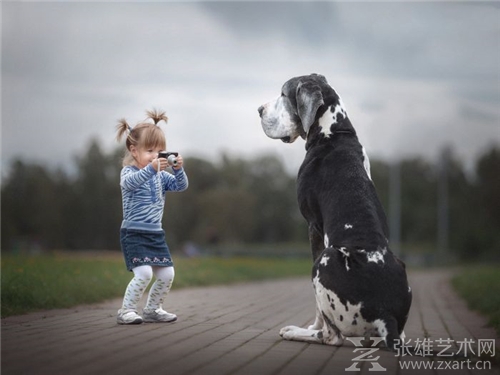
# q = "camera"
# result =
<box><xmin>158</xmin><ymin>151</ymin><xmax>179</xmax><ymax>167</ymax></box>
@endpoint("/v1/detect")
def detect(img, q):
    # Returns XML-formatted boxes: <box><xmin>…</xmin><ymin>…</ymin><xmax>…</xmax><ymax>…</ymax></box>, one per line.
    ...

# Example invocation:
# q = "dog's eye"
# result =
<box><xmin>281</xmin><ymin>92</ymin><xmax>286</xmax><ymax>97</ymax></box>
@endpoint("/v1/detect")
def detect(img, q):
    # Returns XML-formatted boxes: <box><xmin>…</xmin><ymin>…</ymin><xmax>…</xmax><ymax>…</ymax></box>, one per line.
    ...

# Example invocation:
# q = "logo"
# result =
<box><xmin>345</xmin><ymin>337</ymin><xmax>496</xmax><ymax>372</ymax></box>
<box><xmin>345</xmin><ymin>337</ymin><xmax>386</xmax><ymax>372</ymax></box>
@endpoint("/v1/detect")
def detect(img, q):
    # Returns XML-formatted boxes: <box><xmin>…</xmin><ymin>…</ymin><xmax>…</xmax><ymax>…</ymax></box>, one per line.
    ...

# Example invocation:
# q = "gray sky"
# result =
<box><xmin>2</xmin><ymin>1</ymin><xmax>499</xmax><ymax>176</ymax></box>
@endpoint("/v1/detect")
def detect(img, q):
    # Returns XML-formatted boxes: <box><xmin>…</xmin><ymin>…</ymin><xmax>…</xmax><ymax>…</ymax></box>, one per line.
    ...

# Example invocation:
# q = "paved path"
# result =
<box><xmin>2</xmin><ymin>270</ymin><xmax>499</xmax><ymax>375</ymax></box>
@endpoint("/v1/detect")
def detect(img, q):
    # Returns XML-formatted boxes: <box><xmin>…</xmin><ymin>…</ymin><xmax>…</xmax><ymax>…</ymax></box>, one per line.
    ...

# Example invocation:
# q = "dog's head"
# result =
<box><xmin>258</xmin><ymin>73</ymin><xmax>340</xmax><ymax>143</ymax></box>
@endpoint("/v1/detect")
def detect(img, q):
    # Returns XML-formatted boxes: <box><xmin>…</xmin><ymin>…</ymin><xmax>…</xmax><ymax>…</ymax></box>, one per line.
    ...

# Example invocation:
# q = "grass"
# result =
<box><xmin>6</xmin><ymin>251</ymin><xmax>498</xmax><ymax>336</ymax></box>
<box><xmin>451</xmin><ymin>265</ymin><xmax>500</xmax><ymax>335</ymax></box>
<box><xmin>1</xmin><ymin>251</ymin><xmax>311</xmax><ymax>317</ymax></box>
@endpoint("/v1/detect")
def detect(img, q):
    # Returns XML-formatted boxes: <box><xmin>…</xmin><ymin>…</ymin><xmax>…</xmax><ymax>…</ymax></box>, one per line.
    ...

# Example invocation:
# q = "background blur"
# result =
<box><xmin>2</xmin><ymin>1</ymin><xmax>499</xmax><ymax>264</ymax></box>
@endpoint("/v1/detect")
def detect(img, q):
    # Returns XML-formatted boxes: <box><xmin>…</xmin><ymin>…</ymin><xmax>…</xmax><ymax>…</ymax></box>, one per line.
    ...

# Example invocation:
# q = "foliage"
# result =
<box><xmin>1</xmin><ymin>140</ymin><xmax>500</xmax><ymax>261</ymax></box>
<box><xmin>1</xmin><ymin>253</ymin><xmax>311</xmax><ymax>317</ymax></box>
<box><xmin>451</xmin><ymin>266</ymin><xmax>500</xmax><ymax>335</ymax></box>
<box><xmin>1</xmin><ymin>140</ymin><xmax>307</xmax><ymax>252</ymax></box>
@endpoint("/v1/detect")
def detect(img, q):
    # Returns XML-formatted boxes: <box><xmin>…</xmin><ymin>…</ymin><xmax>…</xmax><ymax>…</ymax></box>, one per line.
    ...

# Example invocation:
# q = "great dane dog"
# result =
<box><xmin>258</xmin><ymin>74</ymin><xmax>411</xmax><ymax>350</ymax></box>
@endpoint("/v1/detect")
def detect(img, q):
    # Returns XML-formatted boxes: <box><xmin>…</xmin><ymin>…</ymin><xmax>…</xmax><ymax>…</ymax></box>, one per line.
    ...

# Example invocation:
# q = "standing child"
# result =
<box><xmin>115</xmin><ymin>109</ymin><xmax>188</xmax><ymax>324</ymax></box>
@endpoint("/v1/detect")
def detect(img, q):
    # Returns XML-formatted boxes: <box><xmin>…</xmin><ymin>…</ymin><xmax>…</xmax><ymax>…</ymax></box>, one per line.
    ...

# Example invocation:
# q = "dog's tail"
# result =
<box><xmin>384</xmin><ymin>317</ymin><xmax>400</xmax><ymax>351</ymax></box>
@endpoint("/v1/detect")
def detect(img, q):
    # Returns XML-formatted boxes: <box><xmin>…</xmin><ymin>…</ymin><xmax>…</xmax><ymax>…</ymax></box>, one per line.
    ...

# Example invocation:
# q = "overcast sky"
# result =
<box><xmin>2</xmin><ymin>1</ymin><xmax>499</xmax><ymax>176</ymax></box>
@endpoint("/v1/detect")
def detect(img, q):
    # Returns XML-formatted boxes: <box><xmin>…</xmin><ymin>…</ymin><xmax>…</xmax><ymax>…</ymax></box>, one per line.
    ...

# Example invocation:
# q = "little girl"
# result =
<box><xmin>115</xmin><ymin>109</ymin><xmax>188</xmax><ymax>324</ymax></box>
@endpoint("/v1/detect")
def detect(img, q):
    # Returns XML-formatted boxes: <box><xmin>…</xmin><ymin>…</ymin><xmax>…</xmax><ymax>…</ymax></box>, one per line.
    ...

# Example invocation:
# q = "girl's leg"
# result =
<box><xmin>143</xmin><ymin>266</ymin><xmax>177</xmax><ymax>322</ymax></box>
<box><xmin>121</xmin><ymin>265</ymin><xmax>153</xmax><ymax>310</ymax></box>
<box><xmin>144</xmin><ymin>266</ymin><xmax>175</xmax><ymax>312</ymax></box>
<box><xmin>118</xmin><ymin>265</ymin><xmax>153</xmax><ymax>324</ymax></box>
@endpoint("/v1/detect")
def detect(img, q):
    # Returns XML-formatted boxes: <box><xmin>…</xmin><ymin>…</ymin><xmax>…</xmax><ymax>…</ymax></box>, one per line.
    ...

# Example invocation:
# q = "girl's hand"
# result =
<box><xmin>151</xmin><ymin>157</ymin><xmax>169</xmax><ymax>172</ymax></box>
<box><xmin>172</xmin><ymin>154</ymin><xmax>184</xmax><ymax>170</ymax></box>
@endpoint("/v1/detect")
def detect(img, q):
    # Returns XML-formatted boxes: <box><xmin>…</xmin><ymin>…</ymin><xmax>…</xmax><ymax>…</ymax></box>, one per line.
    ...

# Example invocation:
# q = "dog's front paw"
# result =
<box><xmin>279</xmin><ymin>325</ymin><xmax>299</xmax><ymax>339</ymax></box>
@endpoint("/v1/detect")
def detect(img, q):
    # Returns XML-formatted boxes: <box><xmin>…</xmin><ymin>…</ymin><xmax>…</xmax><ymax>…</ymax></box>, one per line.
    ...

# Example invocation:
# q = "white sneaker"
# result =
<box><xmin>143</xmin><ymin>308</ymin><xmax>177</xmax><ymax>323</ymax></box>
<box><xmin>117</xmin><ymin>308</ymin><xmax>143</xmax><ymax>325</ymax></box>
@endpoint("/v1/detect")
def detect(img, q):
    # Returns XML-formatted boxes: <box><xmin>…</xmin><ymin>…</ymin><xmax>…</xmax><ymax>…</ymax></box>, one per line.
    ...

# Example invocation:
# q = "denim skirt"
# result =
<box><xmin>120</xmin><ymin>228</ymin><xmax>174</xmax><ymax>271</ymax></box>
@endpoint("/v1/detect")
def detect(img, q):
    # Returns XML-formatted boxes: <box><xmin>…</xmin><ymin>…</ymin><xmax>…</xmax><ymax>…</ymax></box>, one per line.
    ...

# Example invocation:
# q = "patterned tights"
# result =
<box><xmin>121</xmin><ymin>265</ymin><xmax>175</xmax><ymax>312</ymax></box>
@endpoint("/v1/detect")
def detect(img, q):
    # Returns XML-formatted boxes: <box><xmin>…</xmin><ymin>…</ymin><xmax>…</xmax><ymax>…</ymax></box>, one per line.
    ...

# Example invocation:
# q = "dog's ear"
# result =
<box><xmin>296</xmin><ymin>82</ymin><xmax>324</xmax><ymax>135</ymax></box>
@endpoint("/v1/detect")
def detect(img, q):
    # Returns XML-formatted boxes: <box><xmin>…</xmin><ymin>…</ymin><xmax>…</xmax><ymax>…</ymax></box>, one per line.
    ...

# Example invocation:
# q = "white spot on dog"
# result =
<box><xmin>338</xmin><ymin>247</ymin><xmax>349</xmax><ymax>256</ymax></box>
<box><xmin>344</xmin><ymin>223</ymin><xmax>353</xmax><ymax>230</ymax></box>
<box><xmin>324</xmin><ymin>234</ymin><xmax>329</xmax><ymax>248</ymax></box>
<box><xmin>357</xmin><ymin>248</ymin><xmax>386</xmax><ymax>264</ymax></box>
<box><xmin>367</xmin><ymin>251</ymin><xmax>384</xmax><ymax>264</ymax></box>
<box><xmin>320</xmin><ymin>255</ymin><xmax>329</xmax><ymax>266</ymax></box>
<box><xmin>337</xmin><ymin>247</ymin><xmax>350</xmax><ymax>271</ymax></box>
<box><xmin>318</xmin><ymin>103</ymin><xmax>347</xmax><ymax>138</ymax></box>
<box><xmin>318</xmin><ymin>107</ymin><xmax>334</xmax><ymax>138</ymax></box>
<box><xmin>331</xmin><ymin>103</ymin><xmax>347</xmax><ymax>123</ymax></box>
<box><xmin>372</xmin><ymin>319</ymin><xmax>388</xmax><ymax>339</ymax></box>
<box><xmin>362</xmin><ymin>147</ymin><xmax>372</xmax><ymax>180</ymax></box>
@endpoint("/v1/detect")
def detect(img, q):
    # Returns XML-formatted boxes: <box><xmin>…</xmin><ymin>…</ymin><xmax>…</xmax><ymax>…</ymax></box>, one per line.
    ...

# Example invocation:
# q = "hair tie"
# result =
<box><xmin>128</xmin><ymin>125</ymin><xmax>133</xmax><ymax>133</ymax></box>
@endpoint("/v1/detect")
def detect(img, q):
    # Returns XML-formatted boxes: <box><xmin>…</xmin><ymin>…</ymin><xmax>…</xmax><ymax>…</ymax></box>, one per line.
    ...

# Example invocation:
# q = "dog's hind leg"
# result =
<box><xmin>280</xmin><ymin>325</ymin><xmax>324</xmax><ymax>344</ymax></box>
<box><xmin>308</xmin><ymin>307</ymin><xmax>324</xmax><ymax>330</ymax></box>
<box><xmin>280</xmin><ymin>323</ymin><xmax>343</xmax><ymax>346</ymax></box>
<box><xmin>305</xmin><ymin>226</ymin><xmax>326</xmax><ymax>331</ymax></box>
<box><xmin>281</xmin><ymin>304</ymin><xmax>343</xmax><ymax>345</ymax></box>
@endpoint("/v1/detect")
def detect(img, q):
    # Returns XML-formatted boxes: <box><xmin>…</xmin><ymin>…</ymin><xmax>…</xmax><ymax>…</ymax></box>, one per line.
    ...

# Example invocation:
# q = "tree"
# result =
<box><xmin>1</xmin><ymin>161</ymin><xmax>68</xmax><ymax>250</ymax></box>
<box><xmin>399</xmin><ymin>158</ymin><xmax>437</xmax><ymax>247</ymax></box>
<box><xmin>460</xmin><ymin>146</ymin><xmax>500</xmax><ymax>259</ymax></box>
<box><xmin>2</xmin><ymin>141</ymin><xmax>499</xmax><ymax>262</ymax></box>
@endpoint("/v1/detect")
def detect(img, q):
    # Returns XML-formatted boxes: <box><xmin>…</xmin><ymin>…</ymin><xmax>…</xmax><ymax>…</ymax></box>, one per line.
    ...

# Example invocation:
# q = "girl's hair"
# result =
<box><xmin>116</xmin><ymin>109</ymin><xmax>168</xmax><ymax>166</ymax></box>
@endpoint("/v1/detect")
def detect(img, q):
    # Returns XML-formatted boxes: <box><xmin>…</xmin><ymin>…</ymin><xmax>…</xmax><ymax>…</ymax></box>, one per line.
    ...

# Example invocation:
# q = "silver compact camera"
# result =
<box><xmin>158</xmin><ymin>151</ymin><xmax>179</xmax><ymax>167</ymax></box>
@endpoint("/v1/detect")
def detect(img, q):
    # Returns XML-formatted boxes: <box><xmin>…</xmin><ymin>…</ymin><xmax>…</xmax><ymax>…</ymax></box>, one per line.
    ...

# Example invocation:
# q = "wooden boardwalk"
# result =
<box><xmin>2</xmin><ymin>270</ymin><xmax>499</xmax><ymax>375</ymax></box>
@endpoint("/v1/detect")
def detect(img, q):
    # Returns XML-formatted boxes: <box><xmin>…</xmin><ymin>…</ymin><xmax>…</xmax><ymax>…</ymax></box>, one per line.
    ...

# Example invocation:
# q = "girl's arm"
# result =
<box><xmin>120</xmin><ymin>165</ymin><xmax>156</xmax><ymax>191</ymax></box>
<box><xmin>162</xmin><ymin>167</ymin><xmax>188</xmax><ymax>192</ymax></box>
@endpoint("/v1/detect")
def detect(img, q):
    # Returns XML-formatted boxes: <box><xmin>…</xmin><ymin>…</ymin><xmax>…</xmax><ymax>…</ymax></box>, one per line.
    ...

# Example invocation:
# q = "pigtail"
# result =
<box><xmin>116</xmin><ymin>118</ymin><xmax>132</xmax><ymax>142</ymax></box>
<box><xmin>116</xmin><ymin>109</ymin><xmax>167</xmax><ymax>167</ymax></box>
<box><xmin>146</xmin><ymin>109</ymin><xmax>168</xmax><ymax>125</ymax></box>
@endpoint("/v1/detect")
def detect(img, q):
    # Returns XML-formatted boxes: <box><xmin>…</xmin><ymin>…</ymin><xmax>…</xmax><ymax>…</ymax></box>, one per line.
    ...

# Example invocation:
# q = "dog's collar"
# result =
<box><xmin>305</xmin><ymin>128</ymin><xmax>354</xmax><ymax>151</ymax></box>
<box><xmin>331</xmin><ymin>130</ymin><xmax>353</xmax><ymax>136</ymax></box>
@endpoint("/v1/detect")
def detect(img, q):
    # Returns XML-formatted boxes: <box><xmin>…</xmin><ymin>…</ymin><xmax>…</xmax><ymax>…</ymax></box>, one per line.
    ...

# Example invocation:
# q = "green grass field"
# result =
<box><xmin>1</xmin><ymin>252</ymin><xmax>311</xmax><ymax>317</ymax></box>
<box><xmin>452</xmin><ymin>265</ymin><xmax>500</xmax><ymax>335</ymax></box>
<box><xmin>3</xmin><ymin>252</ymin><xmax>499</xmax><ymax>337</ymax></box>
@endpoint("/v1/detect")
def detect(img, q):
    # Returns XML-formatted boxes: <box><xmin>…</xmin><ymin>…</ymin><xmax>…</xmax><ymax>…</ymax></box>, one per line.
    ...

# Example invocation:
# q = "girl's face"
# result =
<box><xmin>130</xmin><ymin>145</ymin><xmax>163</xmax><ymax>169</ymax></box>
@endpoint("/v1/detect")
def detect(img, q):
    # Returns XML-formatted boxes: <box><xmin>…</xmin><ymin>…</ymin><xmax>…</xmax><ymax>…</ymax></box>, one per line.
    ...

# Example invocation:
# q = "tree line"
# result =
<box><xmin>2</xmin><ymin>140</ymin><xmax>499</xmax><ymax>261</ymax></box>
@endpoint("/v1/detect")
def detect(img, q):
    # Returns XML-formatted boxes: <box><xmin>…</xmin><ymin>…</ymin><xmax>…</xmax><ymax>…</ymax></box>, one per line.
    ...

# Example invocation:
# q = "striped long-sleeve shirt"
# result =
<box><xmin>120</xmin><ymin>164</ymin><xmax>188</xmax><ymax>231</ymax></box>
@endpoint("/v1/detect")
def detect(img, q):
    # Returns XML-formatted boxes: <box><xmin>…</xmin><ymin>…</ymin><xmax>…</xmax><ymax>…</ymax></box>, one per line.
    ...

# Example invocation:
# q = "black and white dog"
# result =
<box><xmin>258</xmin><ymin>74</ymin><xmax>411</xmax><ymax>350</ymax></box>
